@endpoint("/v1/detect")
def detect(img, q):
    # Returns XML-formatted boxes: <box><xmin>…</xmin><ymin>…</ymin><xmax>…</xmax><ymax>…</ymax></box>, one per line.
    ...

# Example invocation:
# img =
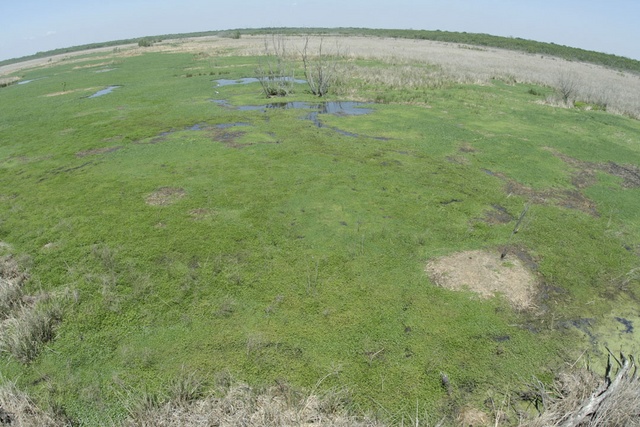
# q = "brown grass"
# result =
<box><xmin>123</xmin><ymin>379</ymin><xmax>386</xmax><ymax>427</ymax></box>
<box><xmin>520</xmin><ymin>356</ymin><xmax>640</xmax><ymax>427</ymax></box>
<box><xmin>0</xmin><ymin>254</ymin><xmax>63</xmax><ymax>363</ymax></box>
<box><xmin>145</xmin><ymin>187</ymin><xmax>186</xmax><ymax>206</ymax></box>
<box><xmin>0</xmin><ymin>379</ymin><xmax>69</xmax><ymax>426</ymax></box>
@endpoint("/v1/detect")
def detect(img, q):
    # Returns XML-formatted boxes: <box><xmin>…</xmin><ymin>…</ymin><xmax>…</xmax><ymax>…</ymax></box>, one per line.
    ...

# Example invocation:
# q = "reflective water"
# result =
<box><xmin>18</xmin><ymin>77</ymin><xmax>47</xmax><ymax>85</ymax></box>
<box><xmin>88</xmin><ymin>86</ymin><xmax>121</xmax><ymax>98</ymax></box>
<box><xmin>235</xmin><ymin>101</ymin><xmax>372</xmax><ymax>115</ymax></box>
<box><xmin>211</xmin><ymin>99</ymin><xmax>385</xmax><ymax>139</ymax></box>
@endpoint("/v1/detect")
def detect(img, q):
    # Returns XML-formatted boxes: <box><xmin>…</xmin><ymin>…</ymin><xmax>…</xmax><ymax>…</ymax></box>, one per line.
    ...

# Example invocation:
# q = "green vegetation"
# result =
<box><xmin>0</xmin><ymin>41</ymin><xmax>639</xmax><ymax>425</ymax></box>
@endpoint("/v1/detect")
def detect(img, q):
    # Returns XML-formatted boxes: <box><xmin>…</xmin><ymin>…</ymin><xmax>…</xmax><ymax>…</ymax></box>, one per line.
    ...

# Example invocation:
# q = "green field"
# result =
<box><xmin>1</xmin><ymin>42</ymin><xmax>639</xmax><ymax>425</ymax></box>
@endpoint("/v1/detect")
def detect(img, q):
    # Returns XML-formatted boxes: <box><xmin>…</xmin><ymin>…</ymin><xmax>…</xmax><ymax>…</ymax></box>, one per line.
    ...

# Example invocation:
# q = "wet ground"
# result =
<box><xmin>212</xmin><ymin>99</ymin><xmax>388</xmax><ymax>140</ymax></box>
<box><xmin>88</xmin><ymin>85</ymin><xmax>121</xmax><ymax>98</ymax></box>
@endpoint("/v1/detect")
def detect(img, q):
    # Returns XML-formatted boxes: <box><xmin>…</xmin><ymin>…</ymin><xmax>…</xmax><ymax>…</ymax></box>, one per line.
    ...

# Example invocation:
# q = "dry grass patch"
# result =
<box><xmin>521</xmin><ymin>354</ymin><xmax>640</xmax><ymax>427</ymax></box>
<box><xmin>0</xmin><ymin>254</ymin><xmax>63</xmax><ymax>363</ymax></box>
<box><xmin>188</xmin><ymin>208</ymin><xmax>217</xmax><ymax>220</ymax></box>
<box><xmin>0</xmin><ymin>379</ymin><xmax>68</xmax><ymax>426</ymax></box>
<box><xmin>145</xmin><ymin>187</ymin><xmax>186</xmax><ymax>206</ymax></box>
<box><xmin>426</xmin><ymin>250</ymin><xmax>537</xmax><ymax>310</ymax></box>
<box><xmin>124</xmin><ymin>380</ymin><xmax>385</xmax><ymax>427</ymax></box>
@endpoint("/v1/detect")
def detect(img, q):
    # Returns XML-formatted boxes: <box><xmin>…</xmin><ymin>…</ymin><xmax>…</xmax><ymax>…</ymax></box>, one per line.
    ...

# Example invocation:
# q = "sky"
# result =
<box><xmin>1</xmin><ymin>0</ymin><xmax>639</xmax><ymax>62</ymax></box>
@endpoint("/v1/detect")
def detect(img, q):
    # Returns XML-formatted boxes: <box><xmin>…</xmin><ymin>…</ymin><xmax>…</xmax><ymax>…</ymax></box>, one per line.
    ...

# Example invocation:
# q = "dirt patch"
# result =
<box><xmin>75</xmin><ymin>146</ymin><xmax>122</xmax><ymax>157</ymax></box>
<box><xmin>426</xmin><ymin>249</ymin><xmax>537</xmax><ymax>310</ymax></box>
<box><xmin>145</xmin><ymin>187</ymin><xmax>186</xmax><ymax>206</ymax></box>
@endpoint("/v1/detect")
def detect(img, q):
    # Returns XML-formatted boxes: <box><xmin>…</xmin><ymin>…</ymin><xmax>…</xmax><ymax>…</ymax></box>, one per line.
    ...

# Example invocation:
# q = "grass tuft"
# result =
<box><xmin>0</xmin><ymin>302</ymin><xmax>62</xmax><ymax>363</ymax></box>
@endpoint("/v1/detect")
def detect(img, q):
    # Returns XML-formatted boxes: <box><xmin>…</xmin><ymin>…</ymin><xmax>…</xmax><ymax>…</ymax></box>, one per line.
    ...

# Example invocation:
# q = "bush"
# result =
<box><xmin>138</xmin><ymin>38</ymin><xmax>154</xmax><ymax>48</ymax></box>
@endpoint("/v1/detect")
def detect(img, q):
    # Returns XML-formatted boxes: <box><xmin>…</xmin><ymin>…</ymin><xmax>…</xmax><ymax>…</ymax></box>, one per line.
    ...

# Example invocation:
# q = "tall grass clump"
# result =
<box><xmin>0</xmin><ymin>379</ymin><xmax>72</xmax><ymax>426</ymax></box>
<box><xmin>0</xmin><ymin>276</ymin><xmax>23</xmax><ymax>318</ymax></box>
<box><xmin>123</xmin><ymin>377</ymin><xmax>385</xmax><ymax>427</ymax></box>
<box><xmin>0</xmin><ymin>302</ymin><xmax>62</xmax><ymax>363</ymax></box>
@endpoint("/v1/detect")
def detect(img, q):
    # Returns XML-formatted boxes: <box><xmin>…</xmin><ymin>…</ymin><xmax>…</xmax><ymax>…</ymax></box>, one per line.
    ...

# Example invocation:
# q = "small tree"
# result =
<box><xmin>301</xmin><ymin>36</ymin><xmax>340</xmax><ymax>97</ymax></box>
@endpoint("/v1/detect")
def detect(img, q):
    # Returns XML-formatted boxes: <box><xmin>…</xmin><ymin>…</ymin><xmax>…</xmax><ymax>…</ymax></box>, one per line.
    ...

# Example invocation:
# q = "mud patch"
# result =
<box><xmin>504</xmin><ymin>179</ymin><xmax>598</xmax><ymax>217</ymax></box>
<box><xmin>602</xmin><ymin>162</ymin><xmax>640</xmax><ymax>188</ymax></box>
<box><xmin>426</xmin><ymin>250</ymin><xmax>537</xmax><ymax>310</ymax></box>
<box><xmin>458</xmin><ymin>142</ymin><xmax>477</xmax><ymax>153</ymax></box>
<box><xmin>145</xmin><ymin>187</ymin><xmax>186</xmax><ymax>206</ymax></box>
<box><xmin>75</xmin><ymin>146</ymin><xmax>122</xmax><ymax>157</ymax></box>
<box><xmin>547</xmin><ymin>148</ymin><xmax>640</xmax><ymax>189</ymax></box>
<box><xmin>211</xmin><ymin>129</ymin><xmax>250</xmax><ymax>148</ymax></box>
<box><xmin>614</xmin><ymin>317</ymin><xmax>634</xmax><ymax>333</ymax></box>
<box><xmin>483</xmin><ymin>204</ymin><xmax>512</xmax><ymax>224</ymax></box>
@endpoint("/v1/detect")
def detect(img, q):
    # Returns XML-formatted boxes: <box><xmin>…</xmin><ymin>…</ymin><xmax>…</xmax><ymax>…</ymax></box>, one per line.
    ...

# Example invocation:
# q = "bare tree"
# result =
<box><xmin>301</xmin><ymin>36</ymin><xmax>341</xmax><ymax>97</ymax></box>
<box><xmin>256</xmin><ymin>34</ymin><xmax>296</xmax><ymax>97</ymax></box>
<box><xmin>555</xmin><ymin>71</ymin><xmax>579</xmax><ymax>105</ymax></box>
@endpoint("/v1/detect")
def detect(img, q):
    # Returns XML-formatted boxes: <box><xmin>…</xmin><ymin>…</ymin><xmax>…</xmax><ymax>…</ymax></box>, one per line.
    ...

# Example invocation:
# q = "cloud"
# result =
<box><xmin>46</xmin><ymin>31</ymin><xmax>57</xmax><ymax>36</ymax></box>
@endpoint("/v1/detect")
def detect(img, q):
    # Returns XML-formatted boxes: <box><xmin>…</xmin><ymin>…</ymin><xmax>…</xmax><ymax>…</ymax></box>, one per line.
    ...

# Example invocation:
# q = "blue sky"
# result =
<box><xmin>1</xmin><ymin>0</ymin><xmax>639</xmax><ymax>61</ymax></box>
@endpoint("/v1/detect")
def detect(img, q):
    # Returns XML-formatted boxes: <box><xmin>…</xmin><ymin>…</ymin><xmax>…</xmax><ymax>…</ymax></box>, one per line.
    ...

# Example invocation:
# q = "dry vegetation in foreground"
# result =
<box><xmin>2</xmin><ymin>362</ymin><xmax>638</xmax><ymax>427</ymax></box>
<box><xmin>0</xmin><ymin>254</ymin><xmax>63</xmax><ymax>364</ymax></box>
<box><xmin>122</xmin><ymin>377</ymin><xmax>386</xmax><ymax>427</ymax></box>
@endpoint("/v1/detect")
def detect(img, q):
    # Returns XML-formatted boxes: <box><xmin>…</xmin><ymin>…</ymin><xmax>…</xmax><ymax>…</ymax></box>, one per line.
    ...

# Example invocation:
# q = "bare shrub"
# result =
<box><xmin>256</xmin><ymin>35</ymin><xmax>297</xmax><ymax>97</ymax></box>
<box><xmin>302</xmin><ymin>36</ymin><xmax>342</xmax><ymax>97</ymax></box>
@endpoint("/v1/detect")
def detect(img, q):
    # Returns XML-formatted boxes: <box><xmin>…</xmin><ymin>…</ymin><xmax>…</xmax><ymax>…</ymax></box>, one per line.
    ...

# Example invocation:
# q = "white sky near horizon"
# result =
<box><xmin>1</xmin><ymin>0</ymin><xmax>639</xmax><ymax>62</ymax></box>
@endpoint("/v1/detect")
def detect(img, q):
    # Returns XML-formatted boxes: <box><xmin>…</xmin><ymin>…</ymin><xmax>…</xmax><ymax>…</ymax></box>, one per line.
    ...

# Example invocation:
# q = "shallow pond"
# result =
<box><xmin>17</xmin><ymin>77</ymin><xmax>47</xmax><ymax>85</ymax></box>
<box><xmin>88</xmin><ymin>85</ymin><xmax>121</xmax><ymax>98</ymax></box>
<box><xmin>214</xmin><ymin>100</ymin><xmax>386</xmax><ymax>140</ymax></box>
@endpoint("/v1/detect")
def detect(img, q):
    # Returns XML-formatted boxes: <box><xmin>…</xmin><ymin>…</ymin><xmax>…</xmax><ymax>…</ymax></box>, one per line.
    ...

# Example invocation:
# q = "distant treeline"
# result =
<box><xmin>3</xmin><ymin>27</ymin><xmax>639</xmax><ymax>74</ymax></box>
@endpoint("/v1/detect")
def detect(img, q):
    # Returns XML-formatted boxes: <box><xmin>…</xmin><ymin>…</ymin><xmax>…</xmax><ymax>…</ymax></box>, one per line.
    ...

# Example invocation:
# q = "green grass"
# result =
<box><xmin>1</xmin><ymin>48</ymin><xmax>639</xmax><ymax>424</ymax></box>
